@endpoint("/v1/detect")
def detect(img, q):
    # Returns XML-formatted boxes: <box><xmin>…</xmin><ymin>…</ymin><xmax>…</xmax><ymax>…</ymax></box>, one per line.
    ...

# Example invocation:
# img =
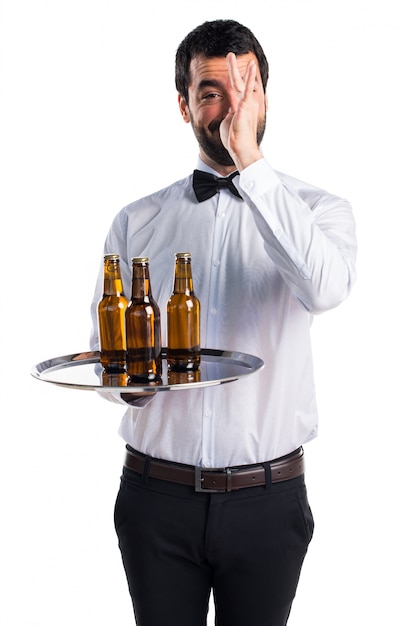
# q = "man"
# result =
<box><xmin>90</xmin><ymin>19</ymin><xmax>357</xmax><ymax>626</ymax></box>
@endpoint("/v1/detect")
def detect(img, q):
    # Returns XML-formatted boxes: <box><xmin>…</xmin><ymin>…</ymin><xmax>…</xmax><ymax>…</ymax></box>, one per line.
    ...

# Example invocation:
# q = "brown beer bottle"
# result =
<box><xmin>166</xmin><ymin>252</ymin><xmax>200</xmax><ymax>371</ymax></box>
<box><xmin>125</xmin><ymin>257</ymin><xmax>162</xmax><ymax>383</ymax></box>
<box><xmin>98</xmin><ymin>254</ymin><xmax>128</xmax><ymax>372</ymax></box>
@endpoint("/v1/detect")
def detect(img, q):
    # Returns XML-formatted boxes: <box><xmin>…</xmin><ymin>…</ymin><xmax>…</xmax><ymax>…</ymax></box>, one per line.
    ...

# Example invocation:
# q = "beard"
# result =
<box><xmin>189</xmin><ymin>113</ymin><xmax>266</xmax><ymax>167</ymax></box>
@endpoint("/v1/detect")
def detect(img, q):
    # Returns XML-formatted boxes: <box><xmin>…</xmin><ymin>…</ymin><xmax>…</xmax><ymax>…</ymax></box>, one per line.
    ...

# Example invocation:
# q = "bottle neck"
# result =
<box><xmin>173</xmin><ymin>260</ymin><xmax>194</xmax><ymax>295</ymax></box>
<box><xmin>131</xmin><ymin>264</ymin><xmax>151</xmax><ymax>300</ymax></box>
<box><xmin>103</xmin><ymin>261</ymin><xmax>124</xmax><ymax>296</ymax></box>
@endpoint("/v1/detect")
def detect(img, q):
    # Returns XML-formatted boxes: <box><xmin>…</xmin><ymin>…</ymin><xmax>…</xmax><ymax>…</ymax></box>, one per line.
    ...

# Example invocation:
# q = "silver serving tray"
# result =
<box><xmin>31</xmin><ymin>349</ymin><xmax>264</xmax><ymax>394</ymax></box>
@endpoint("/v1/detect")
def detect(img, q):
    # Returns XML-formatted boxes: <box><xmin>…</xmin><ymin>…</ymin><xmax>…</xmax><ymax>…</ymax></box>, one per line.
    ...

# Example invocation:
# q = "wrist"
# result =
<box><xmin>235</xmin><ymin>149</ymin><xmax>264</xmax><ymax>172</ymax></box>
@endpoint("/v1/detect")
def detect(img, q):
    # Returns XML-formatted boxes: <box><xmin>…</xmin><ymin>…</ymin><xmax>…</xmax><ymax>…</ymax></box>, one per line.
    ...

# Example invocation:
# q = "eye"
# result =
<box><xmin>202</xmin><ymin>92</ymin><xmax>220</xmax><ymax>100</ymax></box>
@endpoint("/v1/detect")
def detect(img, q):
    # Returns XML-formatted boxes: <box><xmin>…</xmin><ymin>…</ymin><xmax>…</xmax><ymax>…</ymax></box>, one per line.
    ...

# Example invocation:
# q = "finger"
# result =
<box><xmin>241</xmin><ymin>60</ymin><xmax>257</xmax><ymax>101</ymax></box>
<box><xmin>226</xmin><ymin>52</ymin><xmax>245</xmax><ymax>93</ymax></box>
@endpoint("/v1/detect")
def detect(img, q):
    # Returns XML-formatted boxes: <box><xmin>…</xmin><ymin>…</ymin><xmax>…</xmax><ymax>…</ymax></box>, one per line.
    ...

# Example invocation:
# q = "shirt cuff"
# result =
<box><xmin>238</xmin><ymin>158</ymin><xmax>280</xmax><ymax>195</ymax></box>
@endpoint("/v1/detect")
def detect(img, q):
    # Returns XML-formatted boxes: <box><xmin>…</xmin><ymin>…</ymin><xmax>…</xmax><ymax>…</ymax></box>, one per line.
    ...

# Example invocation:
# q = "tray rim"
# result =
<box><xmin>31</xmin><ymin>348</ymin><xmax>264</xmax><ymax>393</ymax></box>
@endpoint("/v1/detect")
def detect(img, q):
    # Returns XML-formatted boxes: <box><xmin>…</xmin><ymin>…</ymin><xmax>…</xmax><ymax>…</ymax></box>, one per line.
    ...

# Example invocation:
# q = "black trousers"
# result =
<box><xmin>114</xmin><ymin>462</ymin><xmax>314</xmax><ymax>626</ymax></box>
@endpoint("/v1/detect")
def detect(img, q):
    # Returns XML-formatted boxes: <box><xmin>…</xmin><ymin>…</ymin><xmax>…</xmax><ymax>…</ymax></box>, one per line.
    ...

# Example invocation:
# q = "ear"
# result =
<box><xmin>178</xmin><ymin>94</ymin><xmax>191</xmax><ymax>123</ymax></box>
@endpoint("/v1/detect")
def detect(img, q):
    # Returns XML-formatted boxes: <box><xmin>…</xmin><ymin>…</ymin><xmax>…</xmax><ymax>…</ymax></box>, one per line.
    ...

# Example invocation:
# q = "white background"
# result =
<box><xmin>1</xmin><ymin>1</ymin><xmax>417</xmax><ymax>624</ymax></box>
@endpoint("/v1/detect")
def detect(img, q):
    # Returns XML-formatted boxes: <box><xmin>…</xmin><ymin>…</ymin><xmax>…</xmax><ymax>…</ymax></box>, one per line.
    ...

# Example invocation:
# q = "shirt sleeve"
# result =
<box><xmin>89</xmin><ymin>210</ymin><xmax>155</xmax><ymax>409</ymax></box>
<box><xmin>89</xmin><ymin>209</ymin><xmax>131</xmax><ymax>352</ymax></box>
<box><xmin>237</xmin><ymin>158</ymin><xmax>357</xmax><ymax>313</ymax></box>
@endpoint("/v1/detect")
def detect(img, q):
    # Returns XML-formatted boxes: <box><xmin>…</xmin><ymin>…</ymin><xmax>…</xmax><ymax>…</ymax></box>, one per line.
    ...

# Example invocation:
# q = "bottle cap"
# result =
<box><xmin>132</xmin><ymin>257</ymin><xmax>149</xmax><ymax>263</ymax></box>
<box><xmin>175</xmin><ymin>252</ymin><xmax>191</xmax><ymax>259</ymax></box>
<box><xmin>104</xmin><ymin>254</ymin><xmax>120</xmax><ymax>261</ymax></box>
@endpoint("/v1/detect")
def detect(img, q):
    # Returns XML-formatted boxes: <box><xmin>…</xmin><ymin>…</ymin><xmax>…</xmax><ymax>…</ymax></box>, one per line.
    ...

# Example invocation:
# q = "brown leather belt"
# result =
<box><xmin>124</xmin><ymin>447</ymin><xmax>304</xmax><ymax>493</ymax></box>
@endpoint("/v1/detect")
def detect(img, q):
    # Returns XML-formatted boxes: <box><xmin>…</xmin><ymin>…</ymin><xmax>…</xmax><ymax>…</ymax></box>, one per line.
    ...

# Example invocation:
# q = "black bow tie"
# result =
<box><xmin>193</xmin><ymin>169</ymin><xmax>242</xmax><ymax>202</ymax></box>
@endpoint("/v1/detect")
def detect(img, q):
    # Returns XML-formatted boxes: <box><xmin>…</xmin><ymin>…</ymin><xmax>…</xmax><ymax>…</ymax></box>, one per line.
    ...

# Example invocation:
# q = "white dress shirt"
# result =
<box><xmin>90</xmin><ymin>157</ymin><xmax>357</xmax><ymax>467</ymax></box>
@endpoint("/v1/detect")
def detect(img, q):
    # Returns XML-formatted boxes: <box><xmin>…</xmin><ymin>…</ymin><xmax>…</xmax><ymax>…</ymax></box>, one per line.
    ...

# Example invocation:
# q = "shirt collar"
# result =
<box><xmin>196</xmin><ymin>156</ymin><xmax>238</xmax><ymax>179</ymax></box>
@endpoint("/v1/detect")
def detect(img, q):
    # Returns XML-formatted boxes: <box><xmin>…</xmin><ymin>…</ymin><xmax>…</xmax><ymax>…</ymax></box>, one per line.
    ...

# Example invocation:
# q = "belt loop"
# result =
<box><xmin>226</xmin><ymin>468</ymin><xmax>232</xmax><ymax>492</ymax></box>
<box><xmin>141</xmin><ymin>456</ymin><xmax>151</xmax><ymax>484</ymax></box>
<box><xmin>262</xmin><ymin>462</ymin><xmax>272</xmax><ymax>490</ymax></box>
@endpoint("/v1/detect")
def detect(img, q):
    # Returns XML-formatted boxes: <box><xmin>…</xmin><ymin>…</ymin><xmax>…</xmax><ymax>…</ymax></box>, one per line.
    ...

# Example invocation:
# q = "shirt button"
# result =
<box><xmin>218</xmin><ymin>212</ymin><xmax>225</xmax><ymax>219</ymax></box>
<box><xmin>245</xmin><ymin>181</ymin><xmax>255</xmax><ymax>190</ymax></box>
<box><xmin>210</xmin><ymin>307</ymin><xmax>217</xmax><ymax>315</ymax></box>
<box><xmin>205</xmin><ymin>409</ymin><xmax>212</xmax><ymax>417</ymax></box>
<box><xmin>213</xmin><ymin>259</ymin><xmax>220</xmax><ymax>267</ymax></box>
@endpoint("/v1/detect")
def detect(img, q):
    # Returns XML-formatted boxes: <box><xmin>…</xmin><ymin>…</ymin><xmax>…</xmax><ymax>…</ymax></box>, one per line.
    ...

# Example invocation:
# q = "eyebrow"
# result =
<box><xmin>197</xmin><ymin>79</ymin><xmax>223</xmax><ymax>91</ymax></box>
<box><xmin>197</xmin><ymin>75</ymin><xmax>260</xmax><ymax>92</ymax></box>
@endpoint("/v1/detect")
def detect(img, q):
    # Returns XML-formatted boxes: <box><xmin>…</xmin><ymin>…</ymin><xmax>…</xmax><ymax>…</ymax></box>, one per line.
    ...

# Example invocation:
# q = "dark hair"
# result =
<box><xmin>175</xmin><ymin>19</ymin><xmax>269</xmax><ymax>102</ymax></box>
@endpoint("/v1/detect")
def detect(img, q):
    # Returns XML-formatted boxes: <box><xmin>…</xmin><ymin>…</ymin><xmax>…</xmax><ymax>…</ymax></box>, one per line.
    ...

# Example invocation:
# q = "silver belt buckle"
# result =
<box><xmin>195</xmin><ymin>466</ymin><xmax>231</xmax><ymax>492</ymax></box>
